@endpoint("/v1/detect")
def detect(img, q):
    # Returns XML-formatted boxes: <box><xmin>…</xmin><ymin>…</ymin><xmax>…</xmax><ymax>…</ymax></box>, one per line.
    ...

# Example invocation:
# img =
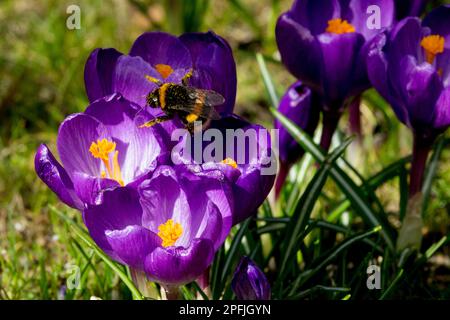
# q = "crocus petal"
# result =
<box><xmin>289</xmin><ymin>0</ymin><xmax>340</xmax><ymax>36</ymax></box>
<box><xmin>138</xmin><ymin>166</ymin><xmax>191</xmax><ymax>244</ymax></box>
<box><xmin>71</xmin><ymin>171</ymin><xmax>119</xmax><ymax>205</ymax></box>
<box><xmin>367</xmin><ymin>33</ymin><xmax>411</xmax><ymax>125</ymax></box>
<box><xmin>106</xmin><ymin>225</ymin><xmax>161</xmax><ymax>269</ymax></box>
<box><xmin>57</xmin><ymin>113</ymin><xmax>109</xmax><ymax>178</ymax></box>
<box><xmin>35</xmin><ymin>144</ymin><xmax>83</xmax><ymax>210</ymax></box>
<box><xmin>231</xmin><ymin>257</ymin><xmax>271</xmax><ymax>300</ymax></box>
<box><xmin>193</xmin><ymin>200</ymin><xmax>223</xmax><ymax>250</ymax></box>
<box><xmin>84</xmin><ymin>48</ymin><xmax>122</xmax><ymax>103</ymax></box>
<box><xmin>208</xmin><ymin>116</ymin><xmax>276</xmax><ymax>224</ymax></box>
<box><xmin>387</xmin><ymin>17</ymin><xmax>424</xmax><ymax>66</ymax></box>
<box><xmin>436</xmin><ymin>49</ymin><xmax>450</xmax><ymax>88</ymax></box>
<box><xmin>317</xmin><ymin>32</ymin><xmax>365</xmax><ymax>107</ymax></box>
<box><xmin>274</xmin><ymin>81</ymin><xmax>319</xmax><ymax>164</ymax></box>
<box><xmin>84</xmin><ymin>94</ymin><xmax>163</xmax><ymax>184</ymax></box>
<box><xmin>179</xmin><ymin>31</ymin><xmax>237</xmax><ymax>116</ymax></box>
<box><xmin>129</xmin><ymin>32</ymin><xmax>192</xmax><ymax>70</ymax></box>
<box><xmin>397</xmin><ymin>56</ymin><xmax>443</xmax><ymax>128</ymax></box>
<box><xmin>83</xmin><ymin>187</ymin><xmax>144</xmax><ymax>260</ymax></box>
<box><xmin>367</xmin><ymin>33</ymin><xmax>390</xmax><ymax>98</ymax></box>
<box><xmin>433</xmin><ymin>87</ymin><xmax>450</xmax><ymax>129</ymax></box>
<box><xmin>276</xmin><ymin>13</ymin><xmax>322</xmax><ymax>91</ymax></box>
<box><xmin>423</xmin><ymin>5</ymin><xmax>450</xmax><ymax>49</ymax></box>
<box><xmin>144</xmin><ymin>238</ymin><xmax>214</xmax><ymax>285</ymax></box>
<box><xmin>112</xmin><ymin>55</ymin><xmax>160</xmax><ymax>107</ymax></box>
<box><xmin>176</xmin><ymin>166</ymin><xmax>233</xmax><ymax>246</ymax></box>
<box><xmin>347</xmin><ymin>0</ymin><xmax>395</xmax><ymax>40</ymax></box>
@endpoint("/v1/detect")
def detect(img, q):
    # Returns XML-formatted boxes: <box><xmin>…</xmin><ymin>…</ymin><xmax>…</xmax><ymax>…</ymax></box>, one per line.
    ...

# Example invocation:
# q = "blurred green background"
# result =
<box><xmin>0</xmin><ymin>0</ymin><xmax>448</xmax><ymax>299</ymax></box>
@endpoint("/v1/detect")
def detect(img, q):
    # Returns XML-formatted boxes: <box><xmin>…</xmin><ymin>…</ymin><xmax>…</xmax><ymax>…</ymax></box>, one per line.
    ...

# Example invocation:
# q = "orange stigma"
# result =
<box><xmin>157</xmin><ymin>219</ymin><xmax>183</xmax><ymax>247</ymax></box>
<box><xmin>155</xmin><ymin>64</ymin><xmax>174</xmax><ymax>79</ymax></box>
<box><xmin>89</xmin><ymin>138</ymin><xmax>124</xmax><ymax>186</ymax></box>
<box><xmin>221</xmin><ymin>158</ymin><xmax>238</xmax><ymax>169</ymax></box>
<box><xmin>421</xmin><ymin>35</ymin><xmax>445</xmax><ymax>64</ymax></box>
<box><xmin>326</xmin><ymin>18</ymin><xmax>355</xmax><ymax>34</ymax></box>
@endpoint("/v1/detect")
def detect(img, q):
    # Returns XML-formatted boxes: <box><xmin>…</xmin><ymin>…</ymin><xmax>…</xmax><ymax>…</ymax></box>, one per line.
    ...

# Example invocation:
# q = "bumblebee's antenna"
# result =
<box><xmin>145</xmin><ymin>75</ymin><xmax>163</xmax><ymax>86</ymax></box>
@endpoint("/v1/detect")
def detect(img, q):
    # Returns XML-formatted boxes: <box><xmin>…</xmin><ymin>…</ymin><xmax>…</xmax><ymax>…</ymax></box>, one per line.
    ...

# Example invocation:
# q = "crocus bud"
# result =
<box><xmin>231</xmin><ymin>257</ymin><xmax>271</xmax><ymax>300</ymax></box>
<box><xmin>274</xmin><ymin>81</ymin><xmax>320</xmax><ymax>196</ymax></box>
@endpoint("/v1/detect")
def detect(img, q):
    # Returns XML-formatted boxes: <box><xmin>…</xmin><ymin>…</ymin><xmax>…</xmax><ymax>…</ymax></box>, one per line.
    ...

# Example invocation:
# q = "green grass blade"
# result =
<box><xmin>220</xmin><ymin>219</ymin><xmax>251</xmax><ymax>284</ymax></box>
<box><xmin>422</xmin><ymin>137</ymin><xmax>446</xmax><ymax>215</ymax></box>
<box><xmin>278</xmin><ymin>137</ymin><xmax>353</xmax><ymax>280</ymax></box>
<box><xmin>49</xmin><ymin>206</ymin><xmax>144</xmax><ymax>300</ymax></box>
<box><xmin>288</xmin><ymin>226</ymin><xmax>382</xmax><ymax>295</ymax></box>
<box><xmin>379</xmin><ymin>269</ymin><xmax>404</xmax><ymax>300</ymax></box>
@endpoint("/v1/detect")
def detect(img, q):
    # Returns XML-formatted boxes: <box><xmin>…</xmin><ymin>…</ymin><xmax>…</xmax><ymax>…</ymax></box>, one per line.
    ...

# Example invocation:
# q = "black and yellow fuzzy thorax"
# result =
<box><xmin>157</xmin><ymin>83</ymin><xmax>192</xmax><ymax>110</ymax></box>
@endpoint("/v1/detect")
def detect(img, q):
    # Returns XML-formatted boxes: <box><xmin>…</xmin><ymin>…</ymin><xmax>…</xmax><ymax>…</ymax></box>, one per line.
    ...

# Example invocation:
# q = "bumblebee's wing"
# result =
<box><xmin>171</xmin><ymin>88</ymin><xmax>224</xmax><ymax>120</ymax></box>
<box><xmin>191</xmin><ymin>88</ymin><xmax>225</xmax><ymax>107</ymax></box>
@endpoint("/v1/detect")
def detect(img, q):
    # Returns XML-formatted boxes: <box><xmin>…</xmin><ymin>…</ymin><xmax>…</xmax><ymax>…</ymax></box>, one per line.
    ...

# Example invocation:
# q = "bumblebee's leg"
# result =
<box><xmin>145</xmin><ymin>75</ymin><xmax>163</xmax><ymax>87</ymax></box>
<box><xmin>181</xmin><ymin>69</ymin><xmax>193</xmax><ymax>86</ymax></box>
<box><xmin>185</xmin><ymin>122</ymin><xmax>195</xmax><ymax>134</ymax></box>
<box><xmin>139</xmin><ymin>115</ymin><xmax>173</xmax><ymax>128</ymax></box>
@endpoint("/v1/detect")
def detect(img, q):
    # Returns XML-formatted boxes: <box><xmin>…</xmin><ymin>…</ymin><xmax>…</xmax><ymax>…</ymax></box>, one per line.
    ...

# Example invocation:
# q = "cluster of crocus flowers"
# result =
<box><xmin>367</xmin><ymin>5</ymin><xmax>450</xmax><ymax>249</ymax></box>
<box><xmin>35</xmin><ymin>31</ymin><xmax>275</xmax><ymax>295</ymax></box>
<box><xmin>276</xmin><ymin>0</ymin><xmax>395</xmax><ymax>151</ymax></box>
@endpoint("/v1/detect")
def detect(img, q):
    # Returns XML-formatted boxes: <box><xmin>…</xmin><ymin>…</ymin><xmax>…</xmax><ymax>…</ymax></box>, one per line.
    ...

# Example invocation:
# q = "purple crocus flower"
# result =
<box><xmin>83</xmin><ymin>165</ymin><xmax>233</xmax><ymax>287</ymax></box>
<box><xmin>173</xmin><ymin>115</ymin><xmax>276</xmax><ymax>225</ymax></box>
<box><xmin>395</xmin><ymin>0</ymin><xmax>428</xmax><ymax>20</ymax></box>
<box><xmin>367</xmin><ymin>6</ymin><xmax>450</xmax><ymax>196</ymax></box>
<box><xmin>35</xmin><ymin>93</ymin><xmax>168</xmax><ymax>210</ymax></box>
<box><xmin>274</xmin><ymin>81</ymin><xmax>320</xmax><ymax>196</ymax></box>
<box><xmin>367</xmin><ymin>5</ymin><xmax>450</xmax><ymax>250</ymax></box>
<box><xmin>276</xmin><ymin>0</ymin><xmax>395</xmax><ymax>150</ymax></box>
<box><xmin>231</xmin><ymin>257</ymin><xmax>271</xmax><ymax>300</ymax></box>
<box><xmin>84</xmin><ymin>31</ymin><xmax>236</xmax><ymax>121</ymax></box>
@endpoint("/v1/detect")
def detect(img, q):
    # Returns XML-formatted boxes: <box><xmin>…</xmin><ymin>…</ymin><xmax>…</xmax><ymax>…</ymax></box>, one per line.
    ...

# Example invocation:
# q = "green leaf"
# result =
<box><xmin>278</xmin><ymin>137</ymin><xmax>353</xmax><ymax>280</ymax></box>
<box><xmin>422</xmin><ymin>136</ymin><xmax>446</xmax><ymax>215</ymax></box>
<box><xmin>220</xmin><ymin>219</ymin><xmax>251</xmax><ymax>284</ymax></box>
<box><xmin>288</xmin><ymin>226</ymin><xmax>382</xmax><ymax>295</ymax></box>
<box><xmin>256</xmin><ymin>53</ymin><xmax>395</xmax><ymax>251</ymax></box>
<box><xmin>379</xmin><ymin>269</ymin><xmax>404</xmax><ymax>300</ymax></box>
<box><xmin>288</xmin><ymin>285</ymin><xmax>351</xmax><ymax>300</ymax></box>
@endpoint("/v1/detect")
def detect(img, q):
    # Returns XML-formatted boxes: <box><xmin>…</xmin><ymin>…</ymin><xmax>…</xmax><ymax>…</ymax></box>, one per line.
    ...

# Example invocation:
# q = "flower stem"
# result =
<box><xmin>319</xmin><ymin>109</ymin><xmax>342</xmax><ymax>152</ymax></box>
<box><xmin>196</xmin><ymin>267</ymin><xmax>212</xmax><ymax>299</ymax></box>
<box><xmin>163</xmin><ymin>285</ymin><xmax>180</xmax><ymax>300</ymax></box>
<box><xmin>397</xmin><ymin>133</ymin><xmax>434</xmax><ymax>251</ymax></box>
<box><xmin>409</xmin><ymin>134</ymin><xmax>432</xmax><ymax>198</ymax></box>
<box><xmin>348</xmin><ymin>95</ymin><xmax>362</xmax><ymax>138</ymax></box>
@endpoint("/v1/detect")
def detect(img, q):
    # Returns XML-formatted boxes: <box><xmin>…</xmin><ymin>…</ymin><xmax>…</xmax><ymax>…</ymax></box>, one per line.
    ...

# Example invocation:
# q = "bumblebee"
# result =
<box><xmin>141</xmin><ymin>70</ymin><xmax>224</xmax><ymax>133</ymax></box>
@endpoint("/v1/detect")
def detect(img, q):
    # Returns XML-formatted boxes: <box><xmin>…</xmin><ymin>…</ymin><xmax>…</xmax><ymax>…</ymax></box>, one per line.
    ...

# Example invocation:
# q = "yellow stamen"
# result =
<box><xmin>421</xmin><ymin>35</ymin><xmax>445</xmax><ymax>64</ymax></box>
<box><xmin>326</xmin><ymin>18</ymin><xmax>355</xmax><ymax>34</ymax></box>
<box><xmin>89</xmin><ymin>138</ymin><xmax>116</xmax><ymax>161</ymax></box>
<box><xmin>221</xmin><ymin>158</ymin><xmax>238</xmax><ymax>169</ymax></box>
<box><xmin>157</xmin><ymin>219</ymin><xmax>183</xmax><ymax>247</ymax></box>
<box><xmin>155</xmin><ymin>64</ymin><xmax>174</xmax><ymax>79</ymax></box>
<box><xmin>112</xmin><ymin>151</ymin><xmax>124</xmax><ymax>186</ymax></box>
<box><xmin>89</xmin><ymin>139</ymin><xmax>124</xmax><ymax>186</ymax></box>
